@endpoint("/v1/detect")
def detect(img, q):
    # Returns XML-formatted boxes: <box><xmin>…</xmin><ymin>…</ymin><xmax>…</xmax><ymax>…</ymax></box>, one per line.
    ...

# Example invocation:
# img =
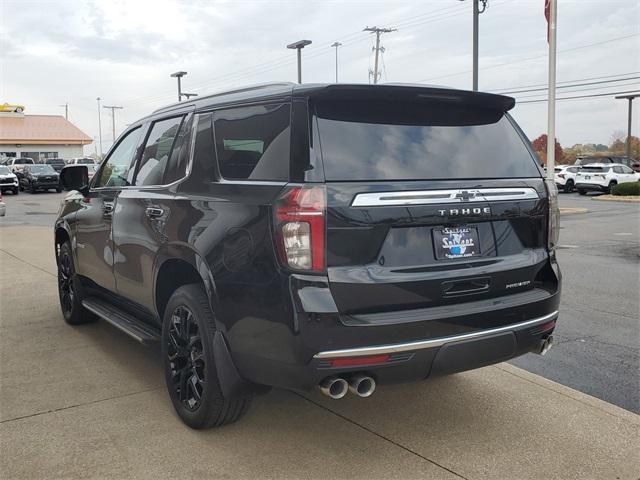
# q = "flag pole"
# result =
<box><xmin>546</xmin><ymin>0</ymin><xmax>557</xmax><ymax>180</ymax></box>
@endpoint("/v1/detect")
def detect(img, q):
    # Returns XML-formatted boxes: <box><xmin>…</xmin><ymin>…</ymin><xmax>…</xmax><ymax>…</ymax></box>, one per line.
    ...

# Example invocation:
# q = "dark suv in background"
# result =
<box><xmin>56</xmin><ymin>83</ymin><xmax>561</xmax><ymax>429</ymax></box>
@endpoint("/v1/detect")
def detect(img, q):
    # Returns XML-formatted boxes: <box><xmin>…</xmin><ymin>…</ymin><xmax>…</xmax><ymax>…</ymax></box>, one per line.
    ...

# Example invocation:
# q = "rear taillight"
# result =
<box><xmin>274</xmin><ymin>185</ymin><xmax>326</xmax><ymax>272</ymax></box>
<box><xmin>545</xmin><ymin>179</ymin><xmax>560</xmax><ymax>250</ymax></box>
<box><xmin>557</xmin><ymin>173</ymin><xmax>565</xmax><ymax>179</ymax></box>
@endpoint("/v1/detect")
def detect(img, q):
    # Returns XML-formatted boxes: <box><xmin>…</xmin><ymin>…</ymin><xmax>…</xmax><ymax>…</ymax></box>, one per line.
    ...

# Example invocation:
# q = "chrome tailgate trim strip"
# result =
<box><xmin>351</xmin><ymin>187</ymin><xmax>539</xmax><ymax>207</ymax></box>
<box><xmin>313</xmin><ymin>310</ymin><xmax>558</xmax><ymax>359</ymax></box>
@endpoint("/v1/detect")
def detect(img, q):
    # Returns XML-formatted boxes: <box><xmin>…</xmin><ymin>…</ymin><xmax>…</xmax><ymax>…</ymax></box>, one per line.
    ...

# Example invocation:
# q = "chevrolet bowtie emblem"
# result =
<box><xmin>456</xmin><ymin>190</ymin><xmax>476</xmax><ymax>201</ymax></box>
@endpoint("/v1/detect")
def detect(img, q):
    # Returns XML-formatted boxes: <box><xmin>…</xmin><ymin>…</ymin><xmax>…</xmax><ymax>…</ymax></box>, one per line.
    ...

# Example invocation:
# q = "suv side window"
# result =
<box><xmin>613</xmin><ymin>166</ymin><xmax>623</xmax><ymax>174</ymax></box>
<box><xmin>136</xmin><ymin>116</ymin><xmax>184</xmax><ymax>186</ymax></box>
<box><xmin>96</xmin><ymin>127</ymin><xmax>142</xmax><ymax>188</ymax></box>
<box><xmin>213</xmin><ymin>103</ymin><xmax>290</xmax><ymax>181</ymax></box>
<box><xmin>621</xmin><ymin>165</ymin><xmax>634</xmax><ymax>174</ymax></box>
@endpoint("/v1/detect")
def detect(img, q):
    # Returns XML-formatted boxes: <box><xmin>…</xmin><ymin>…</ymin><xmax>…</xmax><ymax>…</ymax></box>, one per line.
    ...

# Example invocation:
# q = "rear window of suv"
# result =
<box><xmin>315</xmin><ymin>99</ymin><xmax>541</xmax><ymax>181</ymax></box>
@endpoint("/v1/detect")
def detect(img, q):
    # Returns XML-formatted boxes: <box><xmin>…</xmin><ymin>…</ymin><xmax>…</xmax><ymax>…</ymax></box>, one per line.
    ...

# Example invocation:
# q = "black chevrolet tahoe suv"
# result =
<box><xmin>55</xmin><ymin>83</ymin><xmax>561</xmax><ymax>429</ymax></box>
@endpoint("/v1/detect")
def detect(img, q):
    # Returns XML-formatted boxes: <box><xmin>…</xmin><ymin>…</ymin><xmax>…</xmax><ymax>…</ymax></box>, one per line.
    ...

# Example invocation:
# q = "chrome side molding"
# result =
<box><xmin>351</xmin><ymin>187</ymin><xmax>539</xmax><ymax>207</ymax></box>
<box><xmin>313</xmin><ymin>311</ymin><xmax>558</xmax><ymax>359</ymax></box>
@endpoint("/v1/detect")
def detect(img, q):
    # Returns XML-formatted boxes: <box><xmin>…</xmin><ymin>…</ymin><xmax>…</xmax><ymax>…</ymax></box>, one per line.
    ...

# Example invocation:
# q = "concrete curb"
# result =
<box><xmin>496</xmin><ymin>363</ymin><xmax>640</xmax><ymax>424</ymax></box>
<box><xmin>560</xmin><ymin>207</ymin><xmax>588</xmax><ymax>215</ymax></box>
<box><xmin>591</xmin><ymin>195</ymin><xmax>640</xmax><ymax>203</ymax></box>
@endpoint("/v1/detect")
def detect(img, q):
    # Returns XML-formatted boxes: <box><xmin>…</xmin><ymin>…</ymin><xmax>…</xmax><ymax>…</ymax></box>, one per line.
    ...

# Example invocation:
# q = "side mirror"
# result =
<box><xmin>60</xmin><ymin>165</ymin><xmax>89</xmax><ymax>193</ymax></box>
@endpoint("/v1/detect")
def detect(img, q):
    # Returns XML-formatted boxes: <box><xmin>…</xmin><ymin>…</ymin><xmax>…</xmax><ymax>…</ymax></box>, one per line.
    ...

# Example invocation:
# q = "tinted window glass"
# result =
<box><xmin>163</xmin><ymin>115</ymin><xmax>193</xmax><ymax>184</ymax></box>
<box><xmin>28</xmin><ymin>165</ymin><xmax>55</xmax><ymax>174</ymax></box>
<box><xmin>315</xmin><ymin>100</ymin><xmax>540</xmax><ymax>181</ymax></box>
<box><xmin>213</xmin><ymin>104</ymin><xmax>290</xmax><ymax>181</ymax></box>
<box><xmin>621</xmin><ymin>165</ymin><xmax>634</xmax><ymax>174</ymax></box>
<box><xmin>136</xmin><ymin>116</ymin><xmax>184</xmax><ymax>186</ymax></box>
<box><xmin>96</xmin><ymin>127</ymin><xmax>141</xmax><ymax>187</ymax></box>
<box><xmin>613</xmin><ymin>166</ymin><xmax>623</xmax><ymax>174</ymax></box>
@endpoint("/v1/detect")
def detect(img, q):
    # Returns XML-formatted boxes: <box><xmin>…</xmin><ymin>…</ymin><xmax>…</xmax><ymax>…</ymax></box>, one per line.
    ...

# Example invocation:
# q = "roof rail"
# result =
<box><xmin>152</xmin><ymin>82</ymin><xmax>296</xmax><ymax>114</ymax></box>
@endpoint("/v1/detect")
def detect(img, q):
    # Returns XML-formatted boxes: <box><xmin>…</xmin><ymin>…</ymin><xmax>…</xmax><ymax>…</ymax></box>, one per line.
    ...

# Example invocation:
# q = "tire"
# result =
<box><xmin>162</xmin><ymin>284</ymin><xmax>252</xmax><ymax>429</ymax></box>
<box><xmin>607</xmin><ymin>181</ymin><xmax>617</xmax><ymax>194</ymax></box>
<box><xmin>578</xmin><ymin>189</ymin><xmax>587</xmax><ymax>196</ymax></box>
<box><xmin>15</xmin><ymin>107</ymin><xmax>23</xmax><ymax>113</ymax></box>
<box><xmin>13</xmin><ymin>187</ymin><xmax>18</xmax><ymax>195</ymax></box>
<box><xmin>57</xmin><ymin>242</ymin><xmax>97</xmax><ymax>325</ymax></box>
<box><xmin>56</xmin><ymin>187</ymin><xmax>62</xmax><ymax>193</ymax></box>
<box><xmin>29</xmin><ymin>183</ymin><xmax>36</xmax><ymax>194</ymax></box>
<box><xmin>564</xmin><ymin>180</ymin><xmax>574</xmax><ymax>193</ymax></box>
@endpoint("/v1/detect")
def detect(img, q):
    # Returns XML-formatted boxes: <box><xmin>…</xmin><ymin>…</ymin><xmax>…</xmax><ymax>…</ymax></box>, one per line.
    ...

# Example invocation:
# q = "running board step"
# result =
<box><xmin>82</xmin><ymin>298</ymin><xmax>160</xmax><ymax>344</ymax></box>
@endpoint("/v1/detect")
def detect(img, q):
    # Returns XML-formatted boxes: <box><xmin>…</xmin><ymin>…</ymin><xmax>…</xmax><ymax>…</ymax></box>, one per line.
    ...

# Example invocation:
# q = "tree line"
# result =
<box><xmin>531</xmin><ymin>130</ymin><xmax>639</xmax><ymax>165</ymax></box>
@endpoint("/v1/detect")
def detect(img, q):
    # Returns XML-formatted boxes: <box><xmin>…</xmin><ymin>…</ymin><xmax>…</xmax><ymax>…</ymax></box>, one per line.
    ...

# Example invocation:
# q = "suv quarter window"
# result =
<box><xmin>212</xmin><ymin>103</ymin><xmax>290</xmax><ymax>181</ymax></box>
<box><xmin>135</xmin><ymin>115</ymin><xmax>186</xmax><ymax>186</ymax></box>
<box><xmin>95</xmin><ymin>127</ymin><xmax>143</xmax><ymax>188</ymax></box>
<box><xmin>613</xmin><ymin>166</ymin><xmax>623</xmax><ymax>174</ymax></box>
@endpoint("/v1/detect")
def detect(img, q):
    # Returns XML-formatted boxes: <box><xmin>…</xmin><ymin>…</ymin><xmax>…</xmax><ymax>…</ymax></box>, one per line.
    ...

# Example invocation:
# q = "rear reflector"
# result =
<box><xmin>330</xmin><ymin>355</ymin><xmax>390</xmax><ymax>368</ymax></box>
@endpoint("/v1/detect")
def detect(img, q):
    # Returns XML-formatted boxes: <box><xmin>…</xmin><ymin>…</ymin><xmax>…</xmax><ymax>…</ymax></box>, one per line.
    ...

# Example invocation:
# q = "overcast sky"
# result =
<box><xmin>1</xmin><ymin>0</ymin><xmax>638</xmax><ymax>154</ymax></box>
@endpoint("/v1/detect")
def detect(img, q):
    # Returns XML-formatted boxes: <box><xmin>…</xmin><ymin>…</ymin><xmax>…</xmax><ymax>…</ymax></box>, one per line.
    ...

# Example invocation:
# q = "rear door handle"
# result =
<box><xmin>145</xmin><ymin>207</ymin><xmax>164</xmax><ymax>218</ymax></box>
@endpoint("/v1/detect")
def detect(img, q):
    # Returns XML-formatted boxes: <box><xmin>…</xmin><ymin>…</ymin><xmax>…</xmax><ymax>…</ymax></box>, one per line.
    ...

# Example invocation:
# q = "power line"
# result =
<box><xmin>499</xmin><ymin>76</ymin><xmax>640</xmax><ymax>95</ymax></box>
<box><xmin>415</xmin><ymin>32</ymin><xmax>639</xmax><ymax>83</ymax></box>
<box><xmin>486</xmin><ymin>71</ymin><xmax>640</xmax><ymax>93</ymax></box>
<box><xmin>516</xmin><ymin>89</ymin><xmax>640</xmax><ymax>104</ymax></box>
<box><xmin>512</xmin><ymin>81</ymin><xmax>640</xmax><ymax>100</ymax></box>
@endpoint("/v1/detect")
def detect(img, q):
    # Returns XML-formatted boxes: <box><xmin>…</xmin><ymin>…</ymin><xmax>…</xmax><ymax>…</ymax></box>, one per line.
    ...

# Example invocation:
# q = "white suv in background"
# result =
<box><xmin>554</xmin><ymin>165</ymin><xmax>580</xmax><ymax>193</ymax></box>
<box><xmin>575</xmin><ymin>163</ymin><xmax>640</xmax><ymax>195</ymax></box>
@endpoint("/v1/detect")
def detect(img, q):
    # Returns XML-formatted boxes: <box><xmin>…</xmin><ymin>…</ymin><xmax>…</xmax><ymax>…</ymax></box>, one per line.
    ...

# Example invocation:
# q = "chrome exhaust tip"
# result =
<box><xmin>318</xmin><ymin>377</ymin><xmax>349</xmax><ymax>399</ymax></box>
<box><xmin>348</xmin><ymin>375</ymin><xmax>376</xmax><ymax>398</ymax></box>
<box><xmin>537</xmin><ymin>335</ymin><xmax>554</xmax><ymax>356</ymax></box>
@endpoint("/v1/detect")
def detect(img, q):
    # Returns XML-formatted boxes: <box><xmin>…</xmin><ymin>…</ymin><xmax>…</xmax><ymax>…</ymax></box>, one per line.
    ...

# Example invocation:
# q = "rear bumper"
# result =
<box><xmin>575</xmin><ymin>182</ymin><xmax>607</xmax><ymax>192</ymax></box>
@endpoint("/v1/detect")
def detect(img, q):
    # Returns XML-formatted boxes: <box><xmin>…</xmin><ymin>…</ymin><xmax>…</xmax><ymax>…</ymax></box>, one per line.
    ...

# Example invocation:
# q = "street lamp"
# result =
<box><xmin>615</xmin><ymin>93</ymin><xmax>639</xmax><ymax>160</ymax></box>
<box><xmin>286</xmin><ymin>40</ymin><xmax>312</xmax><ymax>84</ymax></box>
<box><xmin>331</xmin><ymin>42</ymin><xmax>342</xmax><ymax>83</ymax></box>
<box><xmin>459</xmin><ymin>0</ymin><xmax>488</xmax><ymax>91</ymax></box>
<box><xmin>96</xmin><ymin>97</ymin><xmax>103</xmax><ymax>158</ymax></box>
<box><xmin>170</xmin><ymin>71</ymin><xmax>188</xmax><ymax>102</ymax></box>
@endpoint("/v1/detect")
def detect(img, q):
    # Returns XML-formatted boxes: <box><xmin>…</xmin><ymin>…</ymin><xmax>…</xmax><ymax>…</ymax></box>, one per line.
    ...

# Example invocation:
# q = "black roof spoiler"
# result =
<box><xmin>303</xmin><ymin>84</ymin><xmax>515</xmax><ymax>112</ymax></box>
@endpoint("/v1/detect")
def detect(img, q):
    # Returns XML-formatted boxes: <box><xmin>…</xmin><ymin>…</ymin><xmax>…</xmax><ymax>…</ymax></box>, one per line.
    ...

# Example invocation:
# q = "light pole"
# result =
<box><xmin>170</xmin><ymin>71</ymin><xmax>188</xmax><ymax>102</ymax></box>
<box><xmin>96</xmin><ymin>97</ymin><xmax>103</xmax><ymax>158</ymax></box>
<box><xmin>331</xmin><ymin>42</ymin><xmax>342</xmax><ymax>83</ymax></box>
<box><xmin>287</xmin><ymin>40</ymin><xmax>312</xmax><ymax>84</ymax></box>
<box><xmin>103</xmin><ymin>105</ymin><xmax>123</xmax><ymax>144</ymax></box>
<box><xmin>459</xmin><ymin>0</ymin><xmax>487</xmax><ymax>91</ymax></box>
<box><xmin>615</xmin><ymin>93</ymin><xmax>638</xmax><ymax>160</ymax></box>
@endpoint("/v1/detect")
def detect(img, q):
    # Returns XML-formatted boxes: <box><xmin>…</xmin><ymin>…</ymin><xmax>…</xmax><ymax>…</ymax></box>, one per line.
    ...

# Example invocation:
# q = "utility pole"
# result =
<box><xmin>103</xmin><ymin>105</ymin><xmax>123</xmax><ymax>144</ymax></box>
<box><xmin>364</xmin><ymin>26</ymin><xmax>396</xmax><ymax>85</ymax></box>
<box><xmin>170</xmin><ymin>71</ymin><xmax>187</xmax><ymax>102</ymax></box>
<box><xmin>615</xmin><ymin>93</ymin><xmax>638</xmax><ymax>159</ymax></box>
<box><xmin>546</xmin><ymin>0</ymin><xmax>557</xmax><ymax>180</ymax></box>
<box><xmin>96</xmin><ymin>97</ymin><xmax>103</xmax><ymax>158</ymax></box>
<box><xmin>459</xmin><ymin>0</ymin><xmax>488</xmax><ymax>91</ymax></box>
<box><xmin>331</xmin><ymin>42</ymin><xmax>342</xmax><ymax>83</ymax></box>
<box><xmin>59</xmin><ymin>103</ymin><xmax>68</xmax><ymax>120</ymax></box>
<box><xmin>287</xmin><ymin>40</ymin><xmax>312</xmax><ymax>83</ymax></box>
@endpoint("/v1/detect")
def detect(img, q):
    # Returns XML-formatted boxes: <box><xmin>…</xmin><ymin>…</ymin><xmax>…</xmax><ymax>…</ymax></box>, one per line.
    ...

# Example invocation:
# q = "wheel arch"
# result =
<box><xmin>153</xmin><ymin>244</ymin><xmax>218</xmax><ymax>322</ymax></box>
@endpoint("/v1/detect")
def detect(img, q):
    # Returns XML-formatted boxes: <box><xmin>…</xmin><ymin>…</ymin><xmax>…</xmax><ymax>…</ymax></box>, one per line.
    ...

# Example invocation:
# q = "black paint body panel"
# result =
<box><xmin>54</xmin><ymin>83</ymin><xmax>560</xmax><ymax>393</ymax></box>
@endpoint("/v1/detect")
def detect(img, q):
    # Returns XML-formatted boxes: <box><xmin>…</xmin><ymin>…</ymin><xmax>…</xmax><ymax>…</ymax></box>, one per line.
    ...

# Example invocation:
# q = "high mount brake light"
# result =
<box><xmin>274</xmin><ymin>185</ymin><xmax>326</xmax><ymax>272</ymax></box>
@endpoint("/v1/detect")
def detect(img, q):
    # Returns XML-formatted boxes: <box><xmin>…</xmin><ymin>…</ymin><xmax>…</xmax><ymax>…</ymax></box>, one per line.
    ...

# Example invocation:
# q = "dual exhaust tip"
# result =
<box><xmin>536</xmin><ymin>335</ymin><xmax>554</xmax><ymax>356</ymax></box>
<box><xmin>319</xmin><ymin>375</ymin><xmax>375</xmax><ymax>399</ymax></box>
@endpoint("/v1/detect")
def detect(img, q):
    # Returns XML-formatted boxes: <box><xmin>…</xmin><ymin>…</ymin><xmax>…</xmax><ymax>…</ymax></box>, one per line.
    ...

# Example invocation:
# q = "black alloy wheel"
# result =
<box><xmin>57</xmin><ymin>241</ymin><xmax>96</xmax><ymax>325</ymax></box>
<box><xmin>166</xmin><ymin>305</ymin><xmax>206</xmax><ymax>411</ymax></box>
<box><xmin>162</xmin><ymin>284</ymin><xmax>252</xmax><ymax>428</ymax></box>
<box><xmin>564</xmin><ymin>180</ymin><xmax>574</xmax><ymax>193</ymax></box>
<box><xmin>58</xmin><ymin>246</ymin><xmax>75</xmax><ymax>317</ymax></box>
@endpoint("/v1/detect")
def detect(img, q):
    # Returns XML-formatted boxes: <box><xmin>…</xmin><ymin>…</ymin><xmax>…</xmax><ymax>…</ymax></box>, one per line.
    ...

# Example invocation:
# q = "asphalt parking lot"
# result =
<box><xmin>1</xmin><ymin>190</ymin><xmax>639</xmax><ymax>479</ymax></box>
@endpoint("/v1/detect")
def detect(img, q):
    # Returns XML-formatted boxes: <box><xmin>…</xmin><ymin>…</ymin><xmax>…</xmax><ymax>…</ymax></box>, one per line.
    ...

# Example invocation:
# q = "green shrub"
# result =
<box><xmin>611</xmin><ymin>182</ymin><xmax>640</xmax><ymax>196</ymax></box>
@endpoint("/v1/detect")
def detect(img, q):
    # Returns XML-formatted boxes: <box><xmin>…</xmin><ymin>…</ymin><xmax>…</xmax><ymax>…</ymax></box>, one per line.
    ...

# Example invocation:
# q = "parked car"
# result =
<box><xmin>575</xmin><ymin>163</ymin><xmax>640</xmax><ymax>194</ymax></box>
<box><xmin>56</xmin><ymin>83</ymin><xmax>560</xmax><ymax>429</ymax></box>
<box><xmin>575</xmin><ymin>155</ymin><xmax>640</xmax><ymax>171</ymax></box>
<box><xmin>19</xmin><ymin>164</ymin><xmax>61</xmax><ymax>193</ymax></box>
<box><xmin>0</xmin><ymin>103</ymin><xmax>25</xmax><ymax>113</ymax></box>
<box><xmin>0</xmin><ymin>191</ymin><xmax>5</xmax><ymax>217</ymax></box>
<box><xmin>554</xmin><ymin>165</ymin><xmax>580</xmax><ymax>193</ymax></box>
<box><xmin>0</xmin><ymin>165</ymin><xmax>19</xmax><ymax>195</ymax></box>
<box><xmin>3</xmin><ymin>157</ymin><xmax>34</xmax><ymax>175</ymax></box>
<box><xmin>45</xmin><ymin>158</ymin><xmax>67</xmax><ymax>172</ymax></box>
<box><xmin>66</xmin><ymin>157</ymin><xmax>96</xmax><ymax>165</ymax></box>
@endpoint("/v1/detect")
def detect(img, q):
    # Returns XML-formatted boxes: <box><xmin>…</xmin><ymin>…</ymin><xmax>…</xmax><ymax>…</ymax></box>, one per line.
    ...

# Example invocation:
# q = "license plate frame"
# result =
<box><xmin>433</xmin><ymin>227</ymin><xmax>481</xmax><ymax>260</ymax></box>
